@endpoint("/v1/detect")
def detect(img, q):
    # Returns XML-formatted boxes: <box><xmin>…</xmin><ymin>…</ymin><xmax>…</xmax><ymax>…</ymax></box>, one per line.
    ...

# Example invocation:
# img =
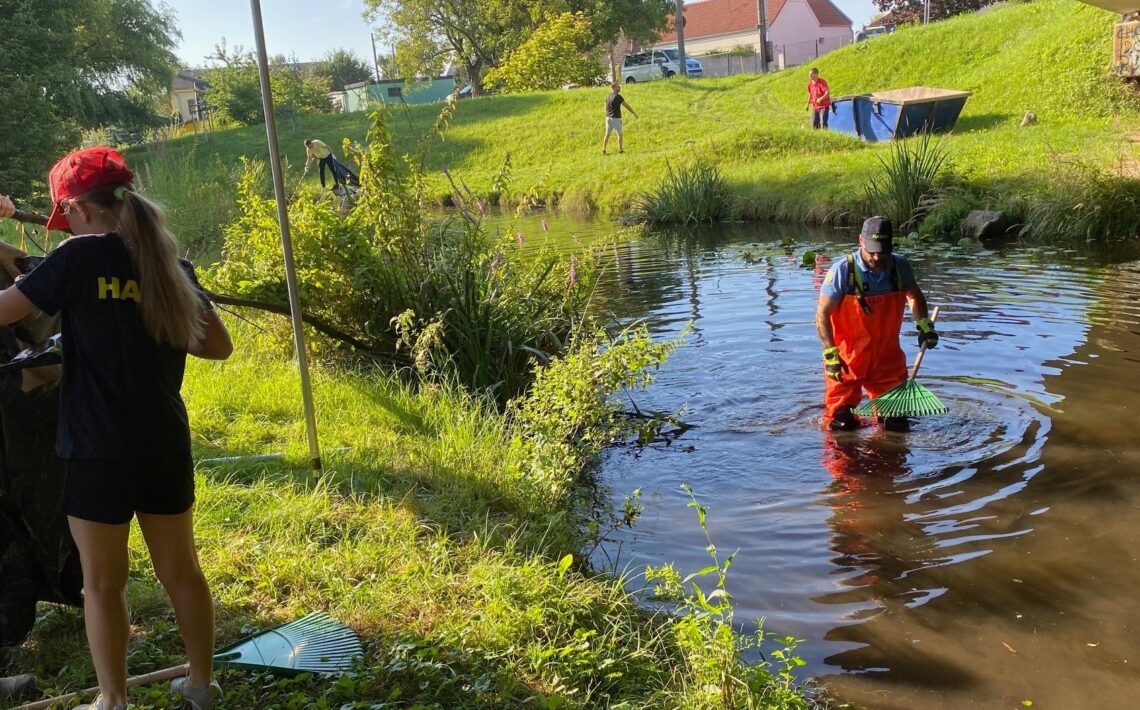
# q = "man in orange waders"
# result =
<box><xmin>815</xmin><ymin>217</ymin><xmax>938</xmax><ymax>432</ymax></box>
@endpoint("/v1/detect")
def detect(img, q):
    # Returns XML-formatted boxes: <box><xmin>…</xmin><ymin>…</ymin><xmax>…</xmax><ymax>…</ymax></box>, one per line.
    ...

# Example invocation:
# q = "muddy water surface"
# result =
<box><xmin>544</xmin><ymin>220</ymin><xmax>1140</xmax><ymax>710</ymax></box>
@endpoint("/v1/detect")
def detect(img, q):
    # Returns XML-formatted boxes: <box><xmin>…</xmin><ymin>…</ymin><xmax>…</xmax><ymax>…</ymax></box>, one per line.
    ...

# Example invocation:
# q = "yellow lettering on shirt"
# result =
<box><xmin>98</xmin><ymin>277</ymin><xmax>120</xmax><ymax>300</ymax></box>
<box><xmin>120</xmin><ymin>279</ymin><xmax>141</xmax><ymax>302</ymax></box>
<box><xmin>97</xmin><ymin>277</ymin><xmax>141</xmax><ymax>302</ymax></box>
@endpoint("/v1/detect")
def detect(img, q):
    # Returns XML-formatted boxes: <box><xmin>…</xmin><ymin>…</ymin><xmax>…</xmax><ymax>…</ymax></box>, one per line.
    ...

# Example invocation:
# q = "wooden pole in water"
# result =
<box><xmin>248</xmin><ymin>0</ymin><xmax>324</xmax><ymax>474</ymax></box>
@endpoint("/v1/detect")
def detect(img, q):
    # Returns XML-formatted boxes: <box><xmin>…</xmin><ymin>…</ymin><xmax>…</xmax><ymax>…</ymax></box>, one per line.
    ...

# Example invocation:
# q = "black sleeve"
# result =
<box><xmin>16</xmin><ymin>240</ymin><xmax>75</xmax><ymax>316</ymax></box>
<box><xmin>179</xmin><ymin>258</ymin><xmax>214</xmax><ymax>312</ymax></box>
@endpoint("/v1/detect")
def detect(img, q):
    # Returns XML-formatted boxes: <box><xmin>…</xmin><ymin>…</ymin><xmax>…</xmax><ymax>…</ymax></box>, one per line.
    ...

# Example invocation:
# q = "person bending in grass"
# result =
<box><xmin>0</xmin><ymin>147</ymin><xmax>233</xmax><ymax>710</ymax></box>
<box><xmin>603</xmin><ymin>82</ymin><xmax>639</xmax><ymax>155</ymax></box>
<box><xmin>304</xmin><ymin>138</ymin><xmax>359</xmax><ymax>190</ymax></box>
<box><xmin>815</xmin><ymin>217</ymin><xmax>938</xmax><ymax>433</ymax></box>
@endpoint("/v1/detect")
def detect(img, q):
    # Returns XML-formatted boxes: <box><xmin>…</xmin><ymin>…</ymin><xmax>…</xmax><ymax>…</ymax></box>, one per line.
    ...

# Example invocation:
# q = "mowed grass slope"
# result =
<box><xmin>129</xmin><ymin>0</ymin><xmax>1139</xmax><ymax>232</ymax></box>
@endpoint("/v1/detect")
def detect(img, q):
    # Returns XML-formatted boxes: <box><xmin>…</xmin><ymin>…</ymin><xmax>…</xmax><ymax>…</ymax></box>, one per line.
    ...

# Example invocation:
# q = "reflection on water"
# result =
<box><xmin>485</xmin><ymin>212</ymin><xmax>1140</xmax><ymax>707</ymax></box>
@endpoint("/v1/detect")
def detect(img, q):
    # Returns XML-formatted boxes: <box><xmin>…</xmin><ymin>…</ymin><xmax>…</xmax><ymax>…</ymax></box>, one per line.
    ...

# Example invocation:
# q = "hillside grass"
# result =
<box><xmin>116</xmin><ymin>0</ymin><xmax>1140</xmax><ymax>246</ymax></box>
<box><xmin>1</xmin><ymin>324</ymin><xmax>811</xmax><ymax>709</ymax></box>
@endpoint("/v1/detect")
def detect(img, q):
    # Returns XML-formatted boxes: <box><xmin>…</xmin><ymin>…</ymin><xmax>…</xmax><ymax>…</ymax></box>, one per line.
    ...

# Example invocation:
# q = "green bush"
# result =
<box><xmin>211</xmin><ymin>107</ymin><xmax>599</xmax><ymax>405</ymax></box>
<box><xmin>632</xmin><ymin>160</ymin><xmax>732</xmax><ymax>225</ymax></box>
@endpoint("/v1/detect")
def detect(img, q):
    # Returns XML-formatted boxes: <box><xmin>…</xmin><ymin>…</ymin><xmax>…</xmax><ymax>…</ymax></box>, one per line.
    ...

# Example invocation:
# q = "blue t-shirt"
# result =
<box><xmin>820</xmin><ymin>251</ymin><xmax>916</xmax><ymax>301</ymax></box>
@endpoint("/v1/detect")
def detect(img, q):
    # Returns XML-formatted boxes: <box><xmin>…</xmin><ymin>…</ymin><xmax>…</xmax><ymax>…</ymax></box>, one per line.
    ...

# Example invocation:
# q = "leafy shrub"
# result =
<box><xmin>632</xmin><ymin>160</ymin><xmax>732</xmax><ymax>225</ymax></box>
<box><xmin>484</xmin><ymin>12</ymin><xmax>605</xmax><ymax>92</ymax></box>
<box><xmin>211</xmin><ymin>107</ymin><xmax>599</xmax><ymax>405</ymax></box>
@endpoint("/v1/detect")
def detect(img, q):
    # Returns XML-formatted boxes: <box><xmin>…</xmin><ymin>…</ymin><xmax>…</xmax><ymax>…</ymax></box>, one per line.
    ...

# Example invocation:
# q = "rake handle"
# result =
<box><xmin>908</xmin><ymin>305</ymin><xmax>940</xmax><ymax>382</ymax></box>
<box><xmin>11</xmin><ymin>209</ymin><xmax>48</xmax><ymax>227</ymax></box>
<box><xmin>14</xmin><ymin>664</ymin><xmax>188</xmax><ymax>710</ymax></box>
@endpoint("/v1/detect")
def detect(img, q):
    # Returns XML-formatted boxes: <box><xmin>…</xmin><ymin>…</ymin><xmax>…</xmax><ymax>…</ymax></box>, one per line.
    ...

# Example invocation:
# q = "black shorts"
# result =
<box><xmin>64</xmin><ymin>453</ymin><xmax>195</xmax><ymax>525</ymax></box>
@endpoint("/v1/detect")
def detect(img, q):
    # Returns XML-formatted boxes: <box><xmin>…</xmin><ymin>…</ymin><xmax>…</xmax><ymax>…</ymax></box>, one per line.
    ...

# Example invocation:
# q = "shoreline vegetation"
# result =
<box><xmin>107</xmin><ymin>0</ymin><xmax>1140</xmax><ymax>249</ymax></box>
<box><xmin>1</xmin><ymin>1</ymin><xmax>1136</xmax><ymax>708</ymax></box>
<box><xmin>3</xmin><ymin>114</ymin><xmax>821</xmax><ymax>709</ymax></box>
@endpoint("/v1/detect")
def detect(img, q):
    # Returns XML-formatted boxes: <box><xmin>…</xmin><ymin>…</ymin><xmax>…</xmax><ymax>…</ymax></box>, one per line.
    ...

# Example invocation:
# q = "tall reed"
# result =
<box><xmin>863</xmin><ymin>132</ymin><xmax>949</xmax><ymax>230</ymax></box>
<box><xmin>632</xmin><ymin>160</ymin><xmax>731</xmax><ymax>226</ymax></box>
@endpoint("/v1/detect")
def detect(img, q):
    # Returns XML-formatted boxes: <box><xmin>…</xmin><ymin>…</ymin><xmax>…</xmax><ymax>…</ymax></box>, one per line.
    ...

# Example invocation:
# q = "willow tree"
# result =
<box><xmin>0</xmin><ymin>0</ymin><xmax>179</xmax><ymax>201</ymax></box>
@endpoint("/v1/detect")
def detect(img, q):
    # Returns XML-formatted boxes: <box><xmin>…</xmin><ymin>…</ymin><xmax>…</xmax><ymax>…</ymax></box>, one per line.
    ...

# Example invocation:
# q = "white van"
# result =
<box><xmin>621</xmin><ymin>49</ymin><xmax>703</xmax><ymax>83</ymax></box>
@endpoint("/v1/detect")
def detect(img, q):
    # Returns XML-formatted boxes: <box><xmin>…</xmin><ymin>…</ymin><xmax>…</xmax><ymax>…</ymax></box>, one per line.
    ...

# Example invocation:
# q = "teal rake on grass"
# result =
<box><xmin>855</xmin><ymin>306</ymin><xmax>947</xmax><ymax>419</ymax></box>
<box><xmin>213</xmin><ymin>611</ymin><xmax>364</xmax><ymax>675</ymax></box>
<box><xmin>17</xmin><ymin>613</ymin><xmax>364</xmax><ymax>710</ymax></box>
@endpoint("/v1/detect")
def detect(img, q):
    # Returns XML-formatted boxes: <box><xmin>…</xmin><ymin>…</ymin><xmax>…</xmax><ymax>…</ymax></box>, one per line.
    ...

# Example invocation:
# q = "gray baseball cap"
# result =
<box><xmin>861</xmin><ymin>216</ymin><xmax>893</xmax><ymax>253</ymax></box>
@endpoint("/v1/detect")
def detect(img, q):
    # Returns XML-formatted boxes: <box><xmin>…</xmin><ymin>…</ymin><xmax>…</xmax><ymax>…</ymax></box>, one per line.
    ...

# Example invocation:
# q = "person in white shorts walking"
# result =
<box><xmin>603</xmin><ymin>82</ymin><xmax>639</xmax><ymax>155</ymax></box>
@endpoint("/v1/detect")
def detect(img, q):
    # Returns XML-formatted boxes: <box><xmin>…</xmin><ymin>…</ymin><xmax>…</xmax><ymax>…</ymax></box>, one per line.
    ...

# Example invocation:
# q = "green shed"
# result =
<box><xmin>344</xmin><ymin>77</ymin><xmax>457</xmax><ymax>112</ymax></box>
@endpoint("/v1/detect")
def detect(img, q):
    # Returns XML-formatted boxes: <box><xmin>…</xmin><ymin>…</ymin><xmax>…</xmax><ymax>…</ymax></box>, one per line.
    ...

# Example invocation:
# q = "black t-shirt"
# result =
<box><xmin>605</xmin><ymin>92</ymin><xmax>624</xmax><ymax>119</ymax></box>
<box><xmin>16</xmin><ymin>234</ymin><xmax>207</xmax><ymax>459</ymax></box>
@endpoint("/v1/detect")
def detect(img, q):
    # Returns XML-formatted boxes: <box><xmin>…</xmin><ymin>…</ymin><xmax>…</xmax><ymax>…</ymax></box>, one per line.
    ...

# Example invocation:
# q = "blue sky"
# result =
<box><xmin>164</xmin><ymin>0</ymin><xmax>881</xmax><ymax>68</ymax></box>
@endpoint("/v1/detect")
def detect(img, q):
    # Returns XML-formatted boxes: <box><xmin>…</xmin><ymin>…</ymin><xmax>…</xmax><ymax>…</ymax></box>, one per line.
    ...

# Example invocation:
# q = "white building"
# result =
<box><xmin>654</xmin><ymin>0</ymin><xmax>854</xmax><ymax>70</ymax></box>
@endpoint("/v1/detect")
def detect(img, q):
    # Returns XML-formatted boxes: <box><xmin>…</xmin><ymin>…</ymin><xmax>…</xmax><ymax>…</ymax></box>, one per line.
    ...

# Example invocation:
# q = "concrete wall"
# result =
<box><xmin>653</xmin><ymin>29</ymin><xmax>760</xmax><ymax>55</ymax></box>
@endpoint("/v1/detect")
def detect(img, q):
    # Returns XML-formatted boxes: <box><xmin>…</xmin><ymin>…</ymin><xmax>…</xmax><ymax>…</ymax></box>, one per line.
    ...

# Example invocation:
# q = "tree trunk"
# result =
<box><xmin>466</xmin><ymin>58</ymin><xmax>485</xmax><ymax>95</ymax></box>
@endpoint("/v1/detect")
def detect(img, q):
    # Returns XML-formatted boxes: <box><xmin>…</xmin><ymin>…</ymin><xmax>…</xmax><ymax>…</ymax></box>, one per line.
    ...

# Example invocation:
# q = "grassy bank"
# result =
<box><xmin>2</xmin><ymin>325</ymin><xmax>812</xmax><ymax>709</ymax></box>
<box><xmin>116</xmin><ymin>0</ymin><xmax>1140</xmax><ymax>245</ymax></box>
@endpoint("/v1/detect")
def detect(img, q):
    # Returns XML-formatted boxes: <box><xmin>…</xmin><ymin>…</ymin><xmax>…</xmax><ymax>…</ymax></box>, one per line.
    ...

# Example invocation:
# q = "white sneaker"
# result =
<box><xmin>170</xmin><ymin>677</ymin><xmax>223</xmax><ymax>710</ymax></box>
<box><xmin>74</xmin><ymin>695</ymin><xmax>128</xmax><ymax>710</ymax></box>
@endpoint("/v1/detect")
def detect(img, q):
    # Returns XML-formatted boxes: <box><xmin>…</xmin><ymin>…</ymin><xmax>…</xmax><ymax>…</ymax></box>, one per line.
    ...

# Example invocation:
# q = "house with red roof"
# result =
<box><xmin>653</xmin><ymin>0</ymin><xmax>854</xmax><ymax>70</ymax></box>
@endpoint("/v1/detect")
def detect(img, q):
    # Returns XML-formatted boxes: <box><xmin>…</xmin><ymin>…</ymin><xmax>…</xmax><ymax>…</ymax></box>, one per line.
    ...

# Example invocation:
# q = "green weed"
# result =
<box><xmin>863</xmin><ymin>132</ymin><xmax>951</xmax><ymax>230</ymax></box>
<box><xmin>632</xmin><ymin>161</ymin><xmax>731</xmax><ymax>225</ymax></box>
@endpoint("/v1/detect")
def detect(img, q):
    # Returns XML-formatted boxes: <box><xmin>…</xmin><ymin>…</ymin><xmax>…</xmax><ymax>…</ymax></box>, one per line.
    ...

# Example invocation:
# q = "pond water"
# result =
<box><xmin>500</xmin><ymin>211</ymin><xmax>1140</xmax><ymax>709</ymax></box>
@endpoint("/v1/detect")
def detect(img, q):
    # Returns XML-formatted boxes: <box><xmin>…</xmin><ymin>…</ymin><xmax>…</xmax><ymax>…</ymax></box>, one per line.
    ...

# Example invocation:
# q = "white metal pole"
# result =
<box><xmin>248</xmin><ymin>0</ymin><xmax>324</xmax><ymax>474</ymax></box>
<box><xmin>924</xmin><ymin>0</ymin><xmax>931</xmax><ymax>25</ymax></box>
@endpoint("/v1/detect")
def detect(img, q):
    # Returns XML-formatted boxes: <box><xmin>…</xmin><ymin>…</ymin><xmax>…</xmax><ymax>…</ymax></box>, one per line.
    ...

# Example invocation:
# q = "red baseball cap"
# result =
<box><xmin>46</xmin><ymin>146</ymin><xmax>135</xmax><ymax>231</ymax></box>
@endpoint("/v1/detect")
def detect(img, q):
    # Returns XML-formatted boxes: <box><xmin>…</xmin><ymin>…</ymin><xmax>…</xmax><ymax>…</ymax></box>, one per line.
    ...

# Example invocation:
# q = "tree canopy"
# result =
<box><xmin>485</xmin><ymin>13</ymin><xmax>605</xmax><ymax>93</ymax></box>
<box><xmin>365</xmin><ymin>0</ymin><xmax>672</xmax><ymax>94</ymax></box>
<box><xmin>202</xmin><ymin>44</ymin><xmax>332</xmax><ymax>127</ymax></box>
<box><xmin>871</xmin><ymin>0</ymin><xmax>988</xmax><ymax>25</ymax></box>
<box><xmin>0</xmin><ymin>0</ymin><xmax>179</xmax><ymax>201</ymax></box>
<box><xmin>315</xmin><ymin>49</ymin><xmax>375</xmax><ymax>91</ymax></box>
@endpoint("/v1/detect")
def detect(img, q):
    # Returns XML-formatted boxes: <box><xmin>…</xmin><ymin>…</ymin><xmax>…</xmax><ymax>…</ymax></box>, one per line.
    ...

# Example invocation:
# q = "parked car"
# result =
<box><xmin>621</xmin><ymin>49</ymin><xmax>703</xmax><ymax>83</ymax></box>
<box><xmin>855</xmin><ymin>26</ymin><xmax>892</xmax><ymax>42</ymax></box>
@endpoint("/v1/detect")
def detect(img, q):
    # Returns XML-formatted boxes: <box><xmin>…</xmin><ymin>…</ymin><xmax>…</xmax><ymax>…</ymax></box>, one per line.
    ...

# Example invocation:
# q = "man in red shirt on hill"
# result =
<box><xmin>807</xmin><ymin>67</ymin><xmax>832</xmax><ymax>130</ymax></box>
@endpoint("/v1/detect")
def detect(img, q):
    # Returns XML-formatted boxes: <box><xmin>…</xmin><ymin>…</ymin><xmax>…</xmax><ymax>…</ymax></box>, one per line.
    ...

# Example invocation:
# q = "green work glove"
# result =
<box><xmin>823</xmin><ymin>346</ymin><xmax>845</xmax><ymax>381</ymax></box>
<box><xmin>917</xmin><ymin>317</ymin><xmax>939</xmax><ymax>349</ymax></box>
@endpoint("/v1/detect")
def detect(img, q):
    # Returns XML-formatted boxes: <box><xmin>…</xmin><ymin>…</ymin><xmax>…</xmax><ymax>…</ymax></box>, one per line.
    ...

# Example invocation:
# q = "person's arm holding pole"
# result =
<box><xmin>905</xmin><ymin>283</ymin><xmax>938</xmax><ymax>349</ymax></box>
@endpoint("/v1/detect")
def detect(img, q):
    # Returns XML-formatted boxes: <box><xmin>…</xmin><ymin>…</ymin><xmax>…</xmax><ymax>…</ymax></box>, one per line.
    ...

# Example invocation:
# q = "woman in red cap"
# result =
<box><xmin>0</xmin><ymin>147</ymin><xmax>232</xmax><ymax>710</ymax></box>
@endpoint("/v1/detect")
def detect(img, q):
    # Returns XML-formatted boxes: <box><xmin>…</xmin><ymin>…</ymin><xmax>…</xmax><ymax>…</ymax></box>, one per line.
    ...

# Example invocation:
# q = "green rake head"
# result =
<box><xmin>855</xmin><ymin>381</ymin><xmax>948</xmax><ymax>418</ymax></box>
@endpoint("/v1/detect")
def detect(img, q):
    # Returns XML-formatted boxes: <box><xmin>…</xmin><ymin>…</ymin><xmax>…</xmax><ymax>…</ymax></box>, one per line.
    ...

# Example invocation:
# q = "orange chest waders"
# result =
<box><xmin>823</xmin><ymin>272</ymin><xmax>909</xmax><ymax>426</ymax></box>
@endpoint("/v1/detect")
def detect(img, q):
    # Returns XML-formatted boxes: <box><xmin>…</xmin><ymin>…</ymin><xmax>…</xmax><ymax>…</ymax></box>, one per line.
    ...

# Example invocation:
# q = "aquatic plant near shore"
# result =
<box><xmin>645</xmin><ymin>484</ymin><xmax>818</xmax><ymax>710</ymax></box>
<box><xmin>863</xmin><ymin>131</ymin><xmax>950</xmax><ymax>231</ymax></box>
<box><xmin>632</xmin><ymin>160</ymin><xmax>732</xmax><ymax>226</ymax></box>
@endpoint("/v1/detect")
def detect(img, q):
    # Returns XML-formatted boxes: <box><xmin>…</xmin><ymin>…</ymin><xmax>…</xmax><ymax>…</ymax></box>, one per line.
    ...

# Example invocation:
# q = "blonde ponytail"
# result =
<box><xmin>81</xmin><ymin>184</ymin><xmax>203</xmax><ymax>348</ymax></box>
